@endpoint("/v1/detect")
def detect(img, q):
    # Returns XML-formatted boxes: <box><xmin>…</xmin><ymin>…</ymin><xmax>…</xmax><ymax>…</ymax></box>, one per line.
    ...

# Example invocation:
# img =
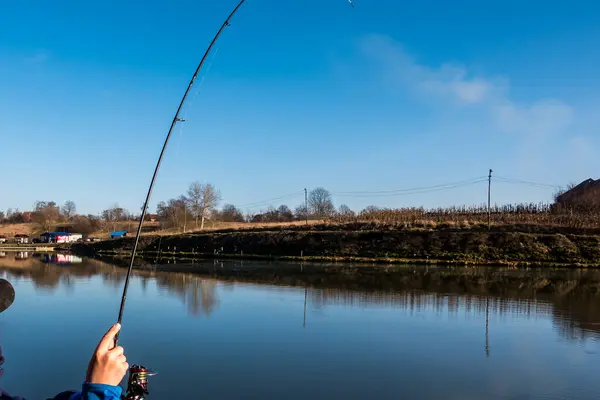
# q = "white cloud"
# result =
<box><xmin>358</xmin><ymin>34</ymin><xmax>575</xmax><ymax>138</ymax></box>
<box><xmin>355</xmin><ymin>33</ymin><xmax>600</xmax><ymax>184</ymax></box>
<box><xmin>358</xmin><ymin>35</ymin><xmax>503</xmax><ymax>106</ymax></box>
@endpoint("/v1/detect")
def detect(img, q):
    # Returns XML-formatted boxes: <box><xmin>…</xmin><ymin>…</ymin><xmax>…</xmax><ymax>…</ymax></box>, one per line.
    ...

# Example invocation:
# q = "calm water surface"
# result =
<box><xmin>1</xmin><ymin>252</ymin><xmax>600</xmax><ymax>399</ymax></box>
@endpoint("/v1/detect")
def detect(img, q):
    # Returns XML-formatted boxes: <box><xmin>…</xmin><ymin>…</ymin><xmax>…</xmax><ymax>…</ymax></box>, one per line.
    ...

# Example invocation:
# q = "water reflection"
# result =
<box><xmin>1</xmin><ymin>253</ymin><xmax>600</xmax><ymax>342</ymax></box>
<box><xmin>41</xmin><ymin>253</ymin><xmax>83</xmax><ymax>265</ymax></box>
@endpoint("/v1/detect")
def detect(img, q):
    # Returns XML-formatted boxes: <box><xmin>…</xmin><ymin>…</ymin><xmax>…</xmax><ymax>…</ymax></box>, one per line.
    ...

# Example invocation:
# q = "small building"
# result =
<box><xmin>556</xmin><ymin>178</ymin><xmax>600</xmax><ymax>210</ymax></box>
<box><xmin>14</xmin><ymin>234</ymin><xmax>29</xmax><ymax>244</ymax></box>
<box><xmin>40</xmin><ymin>232</ymin><xmax>83</xmax><ymax>243</ymax></box>
<box><xmin>110</xmin><ymin>230</ymin><xmax>128</xmax><ymax>239</ymax></box>
<box><xmin>55</xmin><ymin>225</ymin><xmax>74</xmax><ymax>233</ymax></box>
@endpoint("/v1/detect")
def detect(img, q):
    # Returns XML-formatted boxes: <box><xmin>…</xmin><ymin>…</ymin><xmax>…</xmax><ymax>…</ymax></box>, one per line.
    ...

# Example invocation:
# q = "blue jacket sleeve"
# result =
<box><xmin>67</xmin><ymin>384</ymin><xmax>122</xmax><ymax>400</ymax></box>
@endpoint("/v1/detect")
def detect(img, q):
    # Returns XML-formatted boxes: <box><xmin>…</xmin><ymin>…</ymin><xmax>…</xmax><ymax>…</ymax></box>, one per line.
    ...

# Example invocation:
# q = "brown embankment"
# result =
<box><xmin>67</xmin><ymin>223</ymin><xmax>600</xmax><ymax>267</ymax></box>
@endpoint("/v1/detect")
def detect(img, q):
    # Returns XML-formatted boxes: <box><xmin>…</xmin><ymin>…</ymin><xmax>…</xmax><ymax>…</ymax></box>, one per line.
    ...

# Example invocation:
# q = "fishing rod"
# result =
<box><xmin>115</xmin><ymin>1</ymin><xmax>246</xmax><ymax>398</ymax></box>
<box><xmin>115</xmin><ymin>0</ymin><xmax>355</xmax><ymax>397</ymax></box>
<box><xmin>116</xmin><ymin>0</ymin><xmax>247</xmax><ymax>334</ymax></box>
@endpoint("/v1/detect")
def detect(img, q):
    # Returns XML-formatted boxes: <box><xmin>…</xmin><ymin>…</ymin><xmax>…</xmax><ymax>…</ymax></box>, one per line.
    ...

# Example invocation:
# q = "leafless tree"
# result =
<box><xmin>102</xmin><ymin>204</ymin><xmax>129</xmax><ymax>231</ymax></box>
<box><xmin>338</xmin><ymin>204</ymin><xmax>355</xmax><ymax>219</ymax></box>
<box><xmin>186</xmin><ymin>182</ymin><xmax>203</xmax><ymax>227</ymax></box>
<box><xmin>186</xmin><ymin>182</ymin><xmax>221</xmax><ymax>229</ymax></box>
<box><xmin>63</xmin><ymin>200</ymin><xmax>77</xmax><ymax>220</ymax></box>
<box><xmin>219</xmin><ymin>204</ymin><xmax>245</xmax><ymax>222</ymax></box>
<box><xmin>277</xmin><ymin>205</ymin><xmax>294</xmax><ymax>222</ymax></box>
<box><xmin>553</xmin><ymin>182</ymin><xmax>577</xmax><ymax>203</ymax></box>
<box><xmin>32</xmin><ymin>201</ymin><xmax>61</xmax><ymax>231</ymax></box>
<box><xmin>156</xmin><ymin>198</ymin><xmax>191</xmax><ymax>231</ymax></box>
<box><xmin>309</xmin><ymin>187</ymin><xmax>335</xmax><ymax>218</ymax></box>
<box><xmin>294</xmin><ymin>205</ymin><xmax>308</xmax><ymax>221</ymax></box>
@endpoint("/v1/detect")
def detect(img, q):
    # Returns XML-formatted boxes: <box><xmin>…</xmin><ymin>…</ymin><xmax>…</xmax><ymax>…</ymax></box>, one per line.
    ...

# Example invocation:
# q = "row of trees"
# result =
<box><xmin>0</xmin><ymin>201</ymin><xmax>77</xmax><ymax>230</ymax></box>
<box><xmin>5</xmin><ymin>180</ymin><xmax>600</xmax><ymax>233</ymax></box>
<box><xmin>154</xmin><ymin>184</ymin><xmax>341</xmax><ymax>230</ymax></box>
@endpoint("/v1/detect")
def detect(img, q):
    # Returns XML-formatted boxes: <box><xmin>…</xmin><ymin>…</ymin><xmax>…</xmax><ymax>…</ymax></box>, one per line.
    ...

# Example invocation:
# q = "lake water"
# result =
<box><xmin>1</xmin><ymin>252</ymin><xmax>600</xmax><ymax>399</ymax></box>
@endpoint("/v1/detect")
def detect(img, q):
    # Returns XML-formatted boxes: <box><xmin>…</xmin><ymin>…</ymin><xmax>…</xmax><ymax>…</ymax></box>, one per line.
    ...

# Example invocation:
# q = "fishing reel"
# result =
<box><xmin>122</xmin><ymin>365</ymin><xmax>157</xmax><ymax>400</ymax></box>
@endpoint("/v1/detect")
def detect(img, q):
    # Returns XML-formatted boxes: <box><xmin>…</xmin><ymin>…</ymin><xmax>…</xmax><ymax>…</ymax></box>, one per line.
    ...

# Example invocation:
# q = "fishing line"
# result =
<box><xmin>174</xmin><ymin>47</ymin><xmax>220</xmax><ymax>178</ymax></box>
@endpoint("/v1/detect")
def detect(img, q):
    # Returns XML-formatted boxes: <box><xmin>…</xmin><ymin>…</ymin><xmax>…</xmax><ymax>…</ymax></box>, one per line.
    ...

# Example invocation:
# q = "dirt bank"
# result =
<box><xmin>66</xmin><ymin>224</ymin><xmax>600</xmax><ymax>267</ymax></box>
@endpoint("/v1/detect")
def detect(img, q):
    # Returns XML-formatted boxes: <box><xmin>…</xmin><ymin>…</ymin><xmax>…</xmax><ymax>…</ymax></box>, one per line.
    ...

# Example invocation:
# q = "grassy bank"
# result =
<box><xmin>68</xmin><ymin>223</ymin><xmax>600</xmax><ymax>267</ymax></box>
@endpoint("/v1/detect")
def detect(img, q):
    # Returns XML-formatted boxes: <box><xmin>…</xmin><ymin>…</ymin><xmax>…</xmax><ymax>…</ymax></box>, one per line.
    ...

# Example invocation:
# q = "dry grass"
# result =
<box><xmin>0</xmin><ymin>223</ymin><xmax>34</xmax><ymax>236</ymax></box>
<box><xmin>150</xmin><ymin>220</ymin><xmax>323</xmax><ymax>235</ymax></box>
<box><xmin>333</xmin><ymin>205</ymin><xmax>600</xmax><ymax>229</ymax></box>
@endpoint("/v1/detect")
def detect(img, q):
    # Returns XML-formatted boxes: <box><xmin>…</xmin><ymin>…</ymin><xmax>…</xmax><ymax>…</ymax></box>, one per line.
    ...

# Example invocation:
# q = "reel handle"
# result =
<box><xmin>122</xmin><ymin>365</ymin><xmax>157</xmax><ymax>400</ymax></box>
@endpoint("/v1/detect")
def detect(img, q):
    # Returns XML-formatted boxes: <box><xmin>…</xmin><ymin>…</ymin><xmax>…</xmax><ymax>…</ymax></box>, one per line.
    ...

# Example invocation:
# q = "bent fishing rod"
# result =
<box><xmin>115</xmin><ymin>0</ymin><xmax>247</xmax><ymax>338</ymax></box>
<box><xmin>114</xmin><ymin>0</ymin><xmax>354</xmax><ymax>397</ymax></box>
<box><xmin>114</xmin><ymin>2</ymin><xmax>246</xmax><ymax>398</ymax></box>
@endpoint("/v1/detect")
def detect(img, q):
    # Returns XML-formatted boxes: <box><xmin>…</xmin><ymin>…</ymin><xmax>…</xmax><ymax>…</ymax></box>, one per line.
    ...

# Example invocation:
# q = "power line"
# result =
<box><xmin>234</xmin><ymin>191</ymin><xmax>305</xmax><ymax>209</ymax></box>
<box><xmin>494</xmin><ymin>176</ymin><xmax>562</xmax><ymax>189</ymax></box>
<box><xmin>224</xmin><ymin>174</ymin><xmax>561</xmax><ymax>210</ymax></box>
<box><xmin>332</xmin><ymin>179</ymin><xmax>488</xmax><ymax>198</ymax></box>
<box><xmin>332</xmin><ymin>177</ymin><xmax>487</xmax><ymax>195</ymax></box>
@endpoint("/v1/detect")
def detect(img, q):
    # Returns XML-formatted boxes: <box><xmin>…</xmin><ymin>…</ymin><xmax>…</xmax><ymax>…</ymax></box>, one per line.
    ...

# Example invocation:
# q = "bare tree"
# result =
<box><xmin>309</xmin><ymin>187</ymin><xmax>335</xmax><ymax>218</ymax></box>
<box><xmin>63</xmin><ymin>200</ymin><xmax>77</xmax><ymax>220</ymax></box>
<box><xmin>294</xmin><ymin>205</ymin><xmax>308</xmax><ymax>221</ymax></box>
<box><xmin>102</xmin><ymin>204</ymin><xmax>129</xmax><ymax>231</ymax></box>
<box><xmin>186</xmin><ymin>182</ymin><xmax>203</xmax><ymax>227</ymax></box>
<box><xmin>0</xmin><ymin>211</ymin><xmax>5</xmax><ymax>224</ymax></box>
<box><xmin>277</xmin><ymin>205</ymin><xmax>294</xmax><ymax>222</ymax></box>
<box><xmin>219</xmin><ymin>204</ymin><xmax>245</xmax><ymax>222</ymax></box>
<box><xmin>338</xmin><ymin>204</ymin><xmax>355</xmax><ymax>219</ymax></box>
<box><xmin>157</xmin><ymin>198</ymin><xmax>189</xmax><ymax>230</ymax></box>
<box><xmin>32</xmin><ymin>201</ymin><xmax>61</xmax><ymax>231</ymax></box>
<box><xmin>200</xmin><ymin>184</ymin><xmax>221</xmax><ymax>229</ymax></box>
<box><xmin>553</xmin><ymin>182</ymin><xmax>578</xmax><ymax>205</ymax></box>
<box><xmin>186</xmin><ymin>182</ymin><xmax>221</xmax><ymax>229</ymax></box>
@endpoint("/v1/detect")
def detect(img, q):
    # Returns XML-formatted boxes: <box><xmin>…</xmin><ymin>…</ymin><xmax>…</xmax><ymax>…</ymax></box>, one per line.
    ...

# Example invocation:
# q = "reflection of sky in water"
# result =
<box><xmin>1</xmin><ymin>264</ymin><xmax>600</xmax><ymax>399</ymax></box>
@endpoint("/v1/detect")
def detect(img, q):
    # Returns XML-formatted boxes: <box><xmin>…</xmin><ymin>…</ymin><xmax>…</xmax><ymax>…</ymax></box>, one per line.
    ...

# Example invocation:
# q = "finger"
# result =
<box><xmin>109</xmin><ymin>346</ymin><xmax>124</xmax><ymax>357</ymax></box>
<box><xmin>116</xmin><ymin>354</ymin><xmax>127</xmax><ymax>363</ymax></box>
<box><xmin>97</xmin><ymin>323</ymin><xmax>121</xmax><ymax>353</ymax></box>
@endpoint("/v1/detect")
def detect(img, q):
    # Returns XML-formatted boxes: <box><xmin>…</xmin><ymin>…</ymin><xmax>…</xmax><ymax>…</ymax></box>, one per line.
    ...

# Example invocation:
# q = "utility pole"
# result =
<box><xmin>183</xmin><ymin>207</ymin><xmax>187</xmax><ymax>233</ymax></box>
<box><xmin>487</xmin><ymin>169</ymin><xmax>493</xmax><ymax>231</ymax></box>
<box><xmin>304</xmin><ymin>188</ymin><xmax>309</xmax><ymax>225</ymax></box>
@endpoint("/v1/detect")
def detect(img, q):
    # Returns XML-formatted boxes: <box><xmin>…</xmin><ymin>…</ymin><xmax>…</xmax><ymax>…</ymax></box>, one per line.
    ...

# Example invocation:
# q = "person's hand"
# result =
<box><xmin>85</xmin><ymin>323</ymin><xmax>129</xmax><ymax>386</ymax></box>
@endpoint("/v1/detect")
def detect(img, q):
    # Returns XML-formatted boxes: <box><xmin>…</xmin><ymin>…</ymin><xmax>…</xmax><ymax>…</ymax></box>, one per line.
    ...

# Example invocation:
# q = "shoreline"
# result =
<box><xmin>91</xmin><ymin>249</ymin><xmax>600</xmax><ymax>269</ymax></box>
<box><xmin>66</xmin><ymin>224</ymin><xmax>600</xmax><ymax>269</ymax></box>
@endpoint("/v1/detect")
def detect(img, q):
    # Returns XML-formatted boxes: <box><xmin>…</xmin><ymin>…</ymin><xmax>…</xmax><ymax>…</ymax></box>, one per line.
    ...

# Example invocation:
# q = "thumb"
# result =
<box><xmin>97</xmin><ymin>323</ymin><xmax>121</xmax><ymax>353</ymax></box>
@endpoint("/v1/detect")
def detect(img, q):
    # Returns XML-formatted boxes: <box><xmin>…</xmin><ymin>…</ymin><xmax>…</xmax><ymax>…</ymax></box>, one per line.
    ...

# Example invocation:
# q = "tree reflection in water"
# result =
<box><xmin>1</xmin><ymin>253</ymin><xmax>600</xmax><ymax>342</ymax></box>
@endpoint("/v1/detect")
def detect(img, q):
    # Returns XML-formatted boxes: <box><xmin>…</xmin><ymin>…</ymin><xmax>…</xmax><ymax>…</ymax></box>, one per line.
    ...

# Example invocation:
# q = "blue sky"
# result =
<box><xmin>1</xmin><ymin>0</ymin><xmax>599</xmax><ymax>215</ymax></box>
